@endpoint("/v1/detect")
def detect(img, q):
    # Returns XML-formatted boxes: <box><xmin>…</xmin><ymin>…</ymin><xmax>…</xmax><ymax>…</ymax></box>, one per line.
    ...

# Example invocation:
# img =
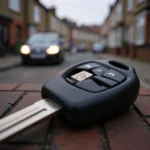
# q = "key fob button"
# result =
<box><xmin>66</xmin><ymin>78</ymin><xmax>76</xmax><ymax>85</ymax></box>
<box><xmin>78</xmin><ymin>63</ymin><xmax>100</xmax><ymax>70</ymax></box>
<box><xmin>75</xmin><ymin>79</ymin><xmax>107</xmax><ymax>92</ymax></box>
<box><xmin>71</xmin><ymin>71</ymin><xmax>93</xmax><ymax>82</ymax></box>
<box><xmin>103</xmin><ymin>70</ymin><xmax>125</xmax><ymax>83</ymax></box>
<box><xmin>92</xmin><ymin>67</ymin><xmax>108</xmax><ymax>76</ymax></box>
<box><xmin>94</xmin><ymin>76</ymin><xmax>118</xmax><ymax>87</ymax></box>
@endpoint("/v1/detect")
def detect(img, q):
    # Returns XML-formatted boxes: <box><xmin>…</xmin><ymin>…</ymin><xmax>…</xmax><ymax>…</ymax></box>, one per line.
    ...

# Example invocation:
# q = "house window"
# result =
<box><xmin>127</xmin><ymin>0</ymin><xmax>133</xmax><ymax>11</ymax></box>
<box><xmin>15</xmin><ymin>26</ymin><xmax>21</xmax><ymax>40</ymax></box>
<box><xmin>116</xmin><ymin>27</ymin><xmax>122</xmax><ymax>47</ymax></box>
<box><xmin>126</xmin><ymin>26</ymin><xmax>134</xmax><ymax>45</ymax></box>
<box><xmin>28</xmin><ymin>25</ymin><xmax>37</xmax><ymax>36</ymax></box>
<box><xmin>0</xmin><ymin>25</ymin><xmax>9</xmax><ymax>44</ymax></box>
<box><xmin>34</xmin><ymin>6</ymin><xmax>40</xmax><ymax>23</ymax></box>
<box><xmin>117</xmin><ymin>4</ymin><xmax>122</xmax><ymax>22</ymax></box>
<box><xmin>137</xmin><ymin>0</ymin><xmax>143</xmax><ymax>4</ymax></box>
<box><xmin>136</xmin><ymin>12</ymin><xmax>145</xmax><ymax>45</ymax></box>
<box><xmin>9</xmin><ymin>0</ymin><xmax>20</xmax><ymax>12</ymax></box>
<box><xmin>108</xmin><ymin>31</ymin><xmax>116</xmax><ymax>48</ymax></box>
<box><xmin>51</xmin><ymin>16</ymin><xmax>57</xmax><ymax>31</ymax></box>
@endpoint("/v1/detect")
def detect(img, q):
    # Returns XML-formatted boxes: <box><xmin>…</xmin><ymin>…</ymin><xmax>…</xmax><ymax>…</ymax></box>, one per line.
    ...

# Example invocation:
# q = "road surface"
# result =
<box><xmin>0</xmin><ymin>52</ymin><xmax>149</xmax><ymax>88</ymax></box>
<box><xmin>0</xmin><ymin>53</ymin><xmax>97</xmax><ymax>83</ymax></box>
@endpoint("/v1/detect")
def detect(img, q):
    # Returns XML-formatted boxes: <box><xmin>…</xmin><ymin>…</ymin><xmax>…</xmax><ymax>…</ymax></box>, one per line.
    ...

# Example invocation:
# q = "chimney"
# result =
<box><xmin>110</xmin><ymin>5</ymin><xmax>114</xmax><ymax>12</ymax></box>
<box><xmin>49</xmin><ymin>7</ymin><xmax>56</xmax><ymax>15</ymax></box>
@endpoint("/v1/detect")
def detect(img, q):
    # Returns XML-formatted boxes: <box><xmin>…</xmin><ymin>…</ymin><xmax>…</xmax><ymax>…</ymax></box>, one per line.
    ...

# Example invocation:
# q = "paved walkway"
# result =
<box><xmin>0</xmin><ymin>55</ymin><xmax>21</xmax><ymax>71</ymax></box>
<box><xmin>96</xmin><ymin>54</ymin><xmax>150</xmax><ymax>88</ymax></box>
<box><xmin>0</xmin><ymin>83</ymin><xmax>150</xmax><ymax>150</ymax></box>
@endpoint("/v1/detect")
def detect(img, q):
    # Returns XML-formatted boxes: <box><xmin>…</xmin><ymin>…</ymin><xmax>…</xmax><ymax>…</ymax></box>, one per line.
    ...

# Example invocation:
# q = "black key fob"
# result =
<box><xmin>42</xmin><ymin>60</ymin><xmax>140</xmax><ymax>126</ymax></box>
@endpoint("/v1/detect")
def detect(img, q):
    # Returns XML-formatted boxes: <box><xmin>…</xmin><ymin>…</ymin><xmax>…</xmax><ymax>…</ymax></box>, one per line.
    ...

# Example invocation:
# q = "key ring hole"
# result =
<box><xmin>109</xmin><ymin>60</ymin><xmax>129</xmax><ymax>70</ymax></box>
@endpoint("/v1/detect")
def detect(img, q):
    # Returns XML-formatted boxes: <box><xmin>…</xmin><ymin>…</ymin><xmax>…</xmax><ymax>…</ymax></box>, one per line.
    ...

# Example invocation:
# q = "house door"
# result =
<box><xmin>0</xmin><ymin>25</ymin><xmax>9</xmax><ymax>44</ymax></box>
<box><xmin>15</xmin><ymin>25</ymin><xmax>21</xmax><ymax>41</ymax></box>
<box><xmin>0</xmin><ymin>24</ymin><xmax>9</xmax><ymax>54</ymax></box>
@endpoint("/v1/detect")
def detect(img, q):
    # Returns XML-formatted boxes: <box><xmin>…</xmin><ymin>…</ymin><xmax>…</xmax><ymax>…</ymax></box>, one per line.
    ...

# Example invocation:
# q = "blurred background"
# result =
<box><xmin>0</xmin><ymin>0</ymin><xmax>150</xmax><ymax>87</ymax></box>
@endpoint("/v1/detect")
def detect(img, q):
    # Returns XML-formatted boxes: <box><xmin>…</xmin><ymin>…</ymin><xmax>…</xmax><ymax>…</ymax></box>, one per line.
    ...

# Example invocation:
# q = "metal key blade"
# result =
<box><xmin>0</xmin><ymin>99</ymin><xmax>61</xmax><ymax>142</ymax></box>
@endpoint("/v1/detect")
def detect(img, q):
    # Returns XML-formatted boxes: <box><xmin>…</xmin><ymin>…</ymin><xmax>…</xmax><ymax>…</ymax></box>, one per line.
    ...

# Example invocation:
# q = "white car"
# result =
<box><xmin>92</xmin><ymin>43</ymin><xmax>104</xmax><ymax>53</ymax></box>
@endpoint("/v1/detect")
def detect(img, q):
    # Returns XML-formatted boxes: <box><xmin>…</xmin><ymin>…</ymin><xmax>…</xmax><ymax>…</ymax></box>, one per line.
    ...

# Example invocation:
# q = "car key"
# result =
<box><xmin>0</xmin><ymin>60</ymin><xmax>140</xmax><ymax>142</ymax></box>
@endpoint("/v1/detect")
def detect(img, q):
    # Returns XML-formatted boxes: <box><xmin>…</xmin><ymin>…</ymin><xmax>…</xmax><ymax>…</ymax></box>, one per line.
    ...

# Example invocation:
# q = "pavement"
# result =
<box><xmin>0</xmin><ymin>84</ymin><xmax>150</xmax><ymax>150</ymax></box>
<box><xmin>95</xmin><ymin>53</ymin><xmax>150</xmax><ymax>88</ymax></box>
<box><xmin>0</xmin><ymin>55</ymin><xmax>21</xmax><ymax>71</ymax></box>
<box><xmin>0</xmin><ymin>54</ymin><xmax>150</xmax><ymax>149</ymax></box>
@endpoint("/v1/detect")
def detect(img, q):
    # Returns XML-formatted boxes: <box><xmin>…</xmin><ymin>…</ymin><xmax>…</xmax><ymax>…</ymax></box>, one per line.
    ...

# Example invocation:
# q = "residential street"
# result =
<box><xmin>0</xmin><ymin>52</ymin><xmax>150</xmax><ymax>88</ymax></box>
<box><xmin>1</xmin><ymin>0</ymin><xmax>150</xmax><ymax>149</ymax></box>
<box><xmin>0</xmin><ymin>53</ymin><xmax>96</xmax><ymax>83</ymax></box>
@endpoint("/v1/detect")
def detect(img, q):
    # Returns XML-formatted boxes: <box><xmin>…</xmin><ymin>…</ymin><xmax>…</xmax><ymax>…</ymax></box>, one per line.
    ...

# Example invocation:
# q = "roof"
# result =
<box><xmin>79</xmin><ymin>25</ymin><xmax>100</xmax><ymax>35</ymax></box>
<box><xmin>35</xmin><ymin>0</ymin><xmax>48</xmax><ymax>11</ymax></box>
<box><xmin>36</xmin><ymin>0</ymin><xmax>100</xmax><ymax>34</ymax></box>
<box><xmin>100</xmin><ymin>0</ymin><xmax>118</xmax><ymax>33</ymax></box>
<box><xmin>89</xmin><ymin>26</ymin><xmax>101</xmax><ymax>34</ymax></box>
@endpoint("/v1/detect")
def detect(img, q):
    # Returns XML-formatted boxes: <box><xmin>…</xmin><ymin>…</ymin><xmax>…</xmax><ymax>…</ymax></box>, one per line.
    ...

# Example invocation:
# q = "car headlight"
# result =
<box><xmin>46</xmin><ymin>45</ymin><xmax>60</xmax><ymax>55</ymax></box>
<box><xmin>20</xmin><ymin>45</ymin><xmax>31</xmax><ymax>55</ymax></box>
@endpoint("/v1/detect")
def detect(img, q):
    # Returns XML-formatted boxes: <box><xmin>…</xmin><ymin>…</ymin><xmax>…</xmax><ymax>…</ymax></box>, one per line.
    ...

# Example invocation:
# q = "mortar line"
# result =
<box><xmin>41</xmin><ymin>115</ymin><xmax>57</xmax><ymax>150</ymax></box>
<box><xmin>99</xmin><ymin>123</ymin><xmax>111</xmax><ymax>150</ymax></box>
<box><xmin>0</xmin><ymin>92</ymin><xmax>26</xmax><ymax>119</ymax></box>
<box><xmin>133</xmin><ymin>104</ymin><xmax>150</xmax><ymax>131</ymax></box>
<box><xmin>13</xmin><ymin>84</ymin><xmax>22</xmax><ymax>91</ymax></box>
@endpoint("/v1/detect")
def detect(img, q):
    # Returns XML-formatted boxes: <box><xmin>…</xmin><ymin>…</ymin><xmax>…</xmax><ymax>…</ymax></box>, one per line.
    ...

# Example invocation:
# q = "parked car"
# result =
<box><xmin>92</xmin><ymin>42</ymin><xmax>105</xmax><ymax>54</ymax></box>
<box><xmin>20</xmin><ymin>32</ymin><xmax>65</xmax><ymax>64</ymax></box>
<box><xmin>77</xmin><ymin>43</ymin><xmax>87</xmax><ymax>52</ymax></box>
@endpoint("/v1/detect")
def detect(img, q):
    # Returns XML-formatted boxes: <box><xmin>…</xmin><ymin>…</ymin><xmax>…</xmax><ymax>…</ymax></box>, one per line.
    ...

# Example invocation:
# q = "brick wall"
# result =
<box><xmin>109</xmin><ymin>46</ymin><xmax>150</xmax><ymax>61</ymax></box>
<box><xmin>0</xmin><ymin>0</ymin><xmax>24</xmax><ymax>21</ymax></box>
<box><xmin>136</xmin><ymin>47</ymin><xmax>150</xmax><ymax>61</ymax></box>
<box><xmin>145</xmin><ymin>14</ymin><xmax>150</xmax><ymax>44</ymax></box>
<box><xmin>109</xmin><ymin>48</ymin><xmax>117</xmax><ymax>55</ymax></box>
<box><xmin>9</xmin><ymin>19</ymin><xmax>25</xmax><ymax>46</ymax></box>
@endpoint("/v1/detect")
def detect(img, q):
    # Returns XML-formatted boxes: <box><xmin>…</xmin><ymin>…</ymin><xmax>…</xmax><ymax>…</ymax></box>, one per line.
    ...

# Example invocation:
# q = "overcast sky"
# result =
<box><xmin>40</xmin><ymin>0</ymin><xmax>115</xmax><ymax>26</ymax></box>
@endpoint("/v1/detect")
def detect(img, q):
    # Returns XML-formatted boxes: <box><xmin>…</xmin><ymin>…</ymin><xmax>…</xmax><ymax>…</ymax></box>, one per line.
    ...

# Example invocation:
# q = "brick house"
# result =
<box><xmin>89</xmin><ymin>25</ymin><xmax>102</xmax><ymax>35</ymax></box>
<box><xmin>120</xmin><ymin>0</ymin><xmax>150</xmax><ymax>58</ymax></box>
<box><xmin>0</xmin><ymin>0</ymin><xmax>48</xmax><ymax>54</ymax></box>
<box><xmin>0</xmin><ymin>0</ymin><xmax>25</xmax><ymax>53</ymax></box>
<box><xmin>72</xmin><ymin>26</ymin><xmax>100</xmax><ymax>50</ymax></box>
<box><xmin>134</xmin><ymin>0</ymin><xmax>150</xmax><ymax>46</ymax></box>
<box><xmin>100</xmin><ymin>0</ymin><xmax>150</xmax><ymax>60</ymax></box>
<box><xmin>131</xmin><ymin>0</ymin><xmax>150</xmax><ymax>59</ymax></box>
<box><xmin>60</xmin><ymin>19</ymin><xmax>77</xmax><ymax>50</ymax></box>
<box><xmin>100</xmin><ymin>0</ymin><xmax>125</xmax><ymax>54</ymax></box>
<box><xmin>23</xmin><ymin>0</ymin><xmax>48</xmax><ymax>38</ymax></box>
<box><xmin>100</xmin><ymin>16</ymin><xmax>110</xmax><ymax>49</ymax></box>
<box><xmin>46</xmin><ymin>8</ymin><xmax>71</xmax><ymax>49</ymax></box>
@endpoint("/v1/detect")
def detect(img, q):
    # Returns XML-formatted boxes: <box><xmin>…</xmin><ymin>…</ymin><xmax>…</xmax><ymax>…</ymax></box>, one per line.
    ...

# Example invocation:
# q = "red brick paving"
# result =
<box><xmin>135</xmin><ymin>96</ymin><xmax>150</xmax><ymax>116</ymax></box>
<box><xmin>7</xmin><ymin>92</ymin><xmax>51</xmax><ymax>143</ymax></box>
<box><xmin>0</xmin><ymin>83</ymin><xmax>20</xmax><ymax>91</ymax></box>
<box><xmin>52</xmin><ymin>125</ymin><xmax>102</xmax><ymax>150</ymax></box>
<box><xmin>146</xmin><ymin>118</ymin><xmax>150</xmax><ymax>125</ymax></box>
<box><xmin>0</xmin><ymin>85</ymin><xmax>150</xmax><ymax>150</ymax></box>
<box><xmin>8</xmin><ymin>118</ymin><xmax>51</xmax><ymax>143</ymax></box>
<box><xmin>0</xmin><ymin>145</ymin><xmax>41</xmax><ymax>150</ymax></box>
<box><xmin>106</xmin><ymin>108</ymin><xmax>150</xmax><ymax>150</ymax></box>
<box><xmin>9</xmin><ymin>92</ymin><xmax>42</xmax><ymax>112</ymax></box>
<box><xmin>15</xmin><ymin>83</ymin><xmax>43</xmax><ymax>91</ymax></box>
<box><xmin>0</xmin><ymin>92</ymin><xmax>23</xmax><ymax>117</ymax></box>
<box><xmin>139</xmin><ymin>88</ymin><xmax>150</xmax><ymax>96</ymax></box>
